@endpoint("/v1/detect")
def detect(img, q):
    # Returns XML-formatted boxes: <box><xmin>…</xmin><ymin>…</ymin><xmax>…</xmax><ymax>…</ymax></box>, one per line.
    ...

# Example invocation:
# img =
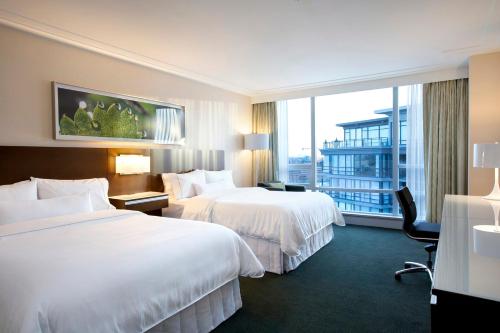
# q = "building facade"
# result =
<box><xmin>318</xmin><ymin>107</ymin><xmax>407</xmax><ymax>213</ymax></box>
<box><xmin>286</xmin><ymin>107</ymin><xmax>407</xmax><ymax>214</ymax></box>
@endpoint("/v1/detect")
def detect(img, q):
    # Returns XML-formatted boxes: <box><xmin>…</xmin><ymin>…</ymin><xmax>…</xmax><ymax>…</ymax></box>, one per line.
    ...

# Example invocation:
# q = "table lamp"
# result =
<box><xmin>473</xmin><ymin>143</ymin><xmax>500</xmax><ymax>254</ymax></box>
<box><xmin>473</xmin><ymin>143</ymin><xmax>500</xmax><ymax>200</ymax></box>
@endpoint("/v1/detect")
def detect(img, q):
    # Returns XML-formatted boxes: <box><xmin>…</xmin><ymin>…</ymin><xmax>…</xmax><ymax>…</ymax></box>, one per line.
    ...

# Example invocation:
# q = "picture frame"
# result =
<box><xmin>53</xmin><ymin>82</ymin><xmax>186</xmax><ymax>145</ymax></box>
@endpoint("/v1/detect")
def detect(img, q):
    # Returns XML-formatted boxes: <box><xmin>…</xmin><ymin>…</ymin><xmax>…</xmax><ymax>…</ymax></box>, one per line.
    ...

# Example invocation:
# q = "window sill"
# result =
<box><xmin>341</xmin><ymin>212</ymin><xmax>403</xmax><ymax>229</ymax></box>
<box><xmin>341</xmin><ymin>211</ymin><xmax>402</xmax><ymax>220</ymax></box>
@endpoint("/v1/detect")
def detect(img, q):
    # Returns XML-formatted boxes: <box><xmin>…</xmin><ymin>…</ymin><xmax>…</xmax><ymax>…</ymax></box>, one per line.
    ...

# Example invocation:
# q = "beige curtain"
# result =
<box><xmin>252</xmin><ymin>102</ymin><xmax>278</xmax><ymax>185</ymax></box>
<box><xmin>423</xmin><ymin>78</ymin><xmax>468</xmax><ymax>223</ymax></box>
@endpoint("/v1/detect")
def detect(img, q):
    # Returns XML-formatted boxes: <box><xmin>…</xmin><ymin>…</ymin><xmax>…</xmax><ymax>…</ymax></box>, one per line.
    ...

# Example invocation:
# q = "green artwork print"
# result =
<box><xmin>54</xmin><ymin>83</ymin><xmax>185</xmax><ymax>144</ymax></box>
<box><xmin>59</xmin><ymin>103</ymin><xmax>141</xmax><ymax>139</ymax></box>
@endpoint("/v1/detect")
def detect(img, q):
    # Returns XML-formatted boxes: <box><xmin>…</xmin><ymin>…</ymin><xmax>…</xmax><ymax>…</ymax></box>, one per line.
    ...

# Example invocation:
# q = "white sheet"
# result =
<box><xmin>180</xmin><ymin>187</ymin><xmax>345</xmax><ymax>256</ymax></box>
<box><xmin>0</xmin><ymin>210</ymin><xmax>264</xmax><ymax>333</ymax></box>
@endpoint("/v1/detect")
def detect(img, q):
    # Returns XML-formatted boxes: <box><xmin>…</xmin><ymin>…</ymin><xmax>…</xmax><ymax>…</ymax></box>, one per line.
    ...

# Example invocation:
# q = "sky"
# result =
<box><xmin>286</xmin><ymin>86</ymin><xmax>409</xmax><ymax>158</ymax></box>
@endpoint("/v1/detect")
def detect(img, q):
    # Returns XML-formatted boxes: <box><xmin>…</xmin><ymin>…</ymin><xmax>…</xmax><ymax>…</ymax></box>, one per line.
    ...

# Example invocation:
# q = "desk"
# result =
<box><xmin>431</xmin><ymin>195</ymin><xmax>500</xmax><ymax>331</ymax></box>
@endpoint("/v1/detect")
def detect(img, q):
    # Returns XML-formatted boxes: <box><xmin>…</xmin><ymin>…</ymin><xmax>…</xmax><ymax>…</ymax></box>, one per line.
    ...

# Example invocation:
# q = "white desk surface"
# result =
<box><xmin>434</xmin><ymin>195</ymin><xmax>500</xmax><ymax>302</ymax></box>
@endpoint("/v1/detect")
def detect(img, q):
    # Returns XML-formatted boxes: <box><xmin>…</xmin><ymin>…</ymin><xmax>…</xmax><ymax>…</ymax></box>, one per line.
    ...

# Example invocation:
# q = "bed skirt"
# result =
<box><xmin>147</xmin><ymin>279</ymin><xmax>241</xmax><ymax>333</ymax></box>
<box><xmin>241</xmin><ymin>225</ymin><xmax>333</xmax><ymax>274</ymax></box>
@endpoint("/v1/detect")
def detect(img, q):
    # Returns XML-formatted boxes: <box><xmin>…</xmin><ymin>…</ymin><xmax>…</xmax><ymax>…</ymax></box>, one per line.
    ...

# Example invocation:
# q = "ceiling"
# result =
<box><xmin>1</xmin><ymin>0</ymin><xmax>499</xmax><ymax>97</ymax></box>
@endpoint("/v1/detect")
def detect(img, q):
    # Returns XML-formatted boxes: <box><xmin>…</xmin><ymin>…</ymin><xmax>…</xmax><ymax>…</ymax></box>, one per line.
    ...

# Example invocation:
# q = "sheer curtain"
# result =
<box><xmin>168</xmin><ymin>98</ymin><xmax>250</xmax><ymax>186</ymax></box>
<box><xmin>276</xmin><ymin>100</ymin><xmax>289</xmax><ymax>183</ymax></box>
<box><xmin>406</xmin><ymin>84</ymin><xmax>426</xmax><ymax>220</ymax></box>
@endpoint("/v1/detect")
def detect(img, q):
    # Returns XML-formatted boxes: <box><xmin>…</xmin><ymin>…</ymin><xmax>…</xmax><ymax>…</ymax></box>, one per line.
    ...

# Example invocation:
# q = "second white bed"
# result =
<box><xmin>165</xmin><ymin>187</ymin><xmax>345</xmax><ymax>274</ymax></box>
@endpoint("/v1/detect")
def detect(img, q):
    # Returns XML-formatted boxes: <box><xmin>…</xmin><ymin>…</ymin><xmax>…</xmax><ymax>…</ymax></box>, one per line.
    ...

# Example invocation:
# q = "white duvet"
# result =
<box><xmin>0</xmin><ymin>210</ymin><xmax>264</xmax><ymax>333</ymax></box>
<box><xmin>180</xmin><ymin>187</ymin><xmax>345</xmax><ymax>256</ymax></box>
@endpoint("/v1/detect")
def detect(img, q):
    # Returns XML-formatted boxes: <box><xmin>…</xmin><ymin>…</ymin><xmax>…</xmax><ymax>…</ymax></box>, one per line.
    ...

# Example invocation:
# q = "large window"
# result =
<box><xmin>281</xmin><ymin>86</ymin><xmax>416</xmax><ymax>216</ymax></box>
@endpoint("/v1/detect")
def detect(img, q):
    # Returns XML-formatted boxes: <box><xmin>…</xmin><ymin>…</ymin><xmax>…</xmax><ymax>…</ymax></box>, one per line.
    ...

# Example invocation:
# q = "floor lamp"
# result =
<box><xmin>244</xmin><ymin>133</ymin><xmax>269</xmax><ymax>186</ymax></box>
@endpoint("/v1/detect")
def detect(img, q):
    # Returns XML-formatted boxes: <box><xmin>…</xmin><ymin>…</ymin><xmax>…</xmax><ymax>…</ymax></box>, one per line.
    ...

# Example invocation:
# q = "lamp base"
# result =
<box><xmin>473</xmin><ymin>225</ymin><xmax>500</xmax><ymax>258</ymax></box>
<box><xmin>483</xmin><ymin>193</ymin><xmax>500</xmax><ymax>201</ymax></box>
<box><xmin>483</xmin><ymin>168</ymin><xmax>500</xmax><ymax>201</ymax></box>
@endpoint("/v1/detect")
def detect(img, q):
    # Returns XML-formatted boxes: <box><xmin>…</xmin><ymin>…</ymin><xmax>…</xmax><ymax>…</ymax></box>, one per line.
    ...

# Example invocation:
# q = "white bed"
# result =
<box><xmin>164</xmin><ymin>187</ymin><xmax>345</xmax><ymax>274</ymax></box>
<box><xmin>0</xmin><ymin>209</ymin><xmax>264</xmax><ymax>333</ymax></box>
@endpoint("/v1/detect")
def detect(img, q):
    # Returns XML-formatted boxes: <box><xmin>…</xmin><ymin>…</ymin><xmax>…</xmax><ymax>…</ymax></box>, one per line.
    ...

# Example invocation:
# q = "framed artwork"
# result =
<box><xmin>53</xmin><ymin>82</ymin><xmax>185</xmax><ymax>145</ymax></box>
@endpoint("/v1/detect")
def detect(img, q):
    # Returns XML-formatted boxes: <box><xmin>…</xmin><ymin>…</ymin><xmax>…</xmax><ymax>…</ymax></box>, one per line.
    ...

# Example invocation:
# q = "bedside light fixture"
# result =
<box><xmin>244</xmin><ymin>133</ymin><xmax>269</xmax><ymax>150</ymax></box>
<box><xmin>116</xmin><ymin>155</ymin><xmax>150</xmax><ymax>175</ymax></box>
<box><xmin>474</xmin><ymin>143</ymin><xmax>500</xmax><ymax>200</ymax></box>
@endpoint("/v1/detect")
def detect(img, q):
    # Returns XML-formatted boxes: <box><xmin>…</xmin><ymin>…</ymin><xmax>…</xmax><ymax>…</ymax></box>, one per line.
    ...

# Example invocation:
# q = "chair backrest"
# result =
<box><xmin>395</xmin><ymin>187</ymin><xmax>417</xmax><ymax>233</ymax></box>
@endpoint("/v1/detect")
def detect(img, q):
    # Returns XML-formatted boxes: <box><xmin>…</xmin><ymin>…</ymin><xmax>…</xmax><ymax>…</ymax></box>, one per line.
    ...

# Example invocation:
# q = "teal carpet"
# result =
<box><xmin>214</xmin><ymin>225</ymin><xmax>431</xmax><ymax>333</ymax></box>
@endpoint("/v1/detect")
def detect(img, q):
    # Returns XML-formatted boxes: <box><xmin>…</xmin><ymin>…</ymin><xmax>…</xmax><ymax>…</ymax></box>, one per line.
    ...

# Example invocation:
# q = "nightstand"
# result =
<box><xmin>109</xmin><ymin>191</ymin><xmax>169</xmax><ymax>216</ymax></box>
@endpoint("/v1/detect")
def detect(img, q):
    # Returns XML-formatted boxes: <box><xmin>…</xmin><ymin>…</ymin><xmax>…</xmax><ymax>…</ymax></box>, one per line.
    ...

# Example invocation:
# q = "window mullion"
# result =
<box><xmin>310</xmin><ymin>96</ymin><xmax>316</xmax><ymax>191</ymax></box>
<box><xmin>392</xmin><ymin>87</ymin><xmax>400</xmax><ymax>215</ymax></box>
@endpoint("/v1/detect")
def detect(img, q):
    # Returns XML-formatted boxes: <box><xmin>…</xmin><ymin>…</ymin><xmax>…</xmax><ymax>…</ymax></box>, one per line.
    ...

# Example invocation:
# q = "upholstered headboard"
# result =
<box><xmin>151</xmin><ymin>149</ymin><xmax>224</xmax><ymax>174</ymax></box>
<box><xmin>0</xmin><ymin>146</ymin><xmax>224</xmax><ymax>195</ymax></box>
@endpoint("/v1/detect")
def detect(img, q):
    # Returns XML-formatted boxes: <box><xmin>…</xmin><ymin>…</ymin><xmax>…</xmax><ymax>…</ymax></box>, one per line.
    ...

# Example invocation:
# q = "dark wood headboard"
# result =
<box><xmin>0</xmin><ymin>146</ymin><xmax>155</xmax><ymax>195</ymax></box>
<box><xmin>0</xmin><ymin>146</ymin><xmax>224</xmax><ymax>196</ymax></box>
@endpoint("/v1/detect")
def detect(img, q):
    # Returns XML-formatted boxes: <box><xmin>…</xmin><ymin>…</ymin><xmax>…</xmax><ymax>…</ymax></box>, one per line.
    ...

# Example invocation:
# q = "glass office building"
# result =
<box><xmin>316</xmin><ymin>107</ymin><xmax>407</xmax><ymax>214</ymax></box>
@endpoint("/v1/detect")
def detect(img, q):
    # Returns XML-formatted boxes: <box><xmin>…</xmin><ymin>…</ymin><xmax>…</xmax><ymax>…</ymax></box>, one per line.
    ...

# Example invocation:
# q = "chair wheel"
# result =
<box><xmin>395</xmin><ymin>273</ymin><xmax>401</xmax><ymax>281</ymax></box>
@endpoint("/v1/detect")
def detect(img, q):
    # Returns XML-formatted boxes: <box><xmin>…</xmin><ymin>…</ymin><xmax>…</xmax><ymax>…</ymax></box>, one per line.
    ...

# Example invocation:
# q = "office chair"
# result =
<box><xmin>394</xmin><ymin>187</ymin><xmax>440</xmax><ymax>283</ymax></box>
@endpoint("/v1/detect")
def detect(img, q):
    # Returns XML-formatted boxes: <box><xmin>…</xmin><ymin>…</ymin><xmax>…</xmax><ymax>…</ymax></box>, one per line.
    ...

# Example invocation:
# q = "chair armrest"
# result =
<box><xmin>285</xmin><ymin>184</ymin><xmax>306</xmax><ymax>192</ymax></box>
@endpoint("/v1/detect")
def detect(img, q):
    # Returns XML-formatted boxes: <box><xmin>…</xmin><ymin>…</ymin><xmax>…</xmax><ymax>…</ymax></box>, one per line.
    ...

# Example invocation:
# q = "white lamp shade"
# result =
<box><xmin>244</xmin><ymin>133</ymin><xmax>269</xmax><ymax>150</ymax></box>
<box><xmin>474</xmin><ymin>143</ymin><xmax>500</xmax><ymax>168</ymax></box>
<box><xmin>116</xmin><ymin>155</ymin><xmax>151</xmax><ymax>174</ymax></box>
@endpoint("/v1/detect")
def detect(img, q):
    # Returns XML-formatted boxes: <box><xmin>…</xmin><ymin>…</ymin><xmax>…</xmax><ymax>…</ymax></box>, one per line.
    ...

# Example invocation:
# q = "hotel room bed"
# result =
<box><xmin>164</xmin><ymin>187</ymin><xmax>345</xmax><ymax>274</ymax></box>
<box><xmin>0</xmin><ymin>209</ymin><xmax>264</xmax><ymax>333</ymax></box>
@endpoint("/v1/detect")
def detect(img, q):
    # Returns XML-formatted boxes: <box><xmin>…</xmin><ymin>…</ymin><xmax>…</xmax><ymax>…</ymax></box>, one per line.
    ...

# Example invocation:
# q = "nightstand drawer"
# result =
<box><xmin>123</xmin><ymin>198</ymin><xmax>169</xmax><ymax>213</ymax></box>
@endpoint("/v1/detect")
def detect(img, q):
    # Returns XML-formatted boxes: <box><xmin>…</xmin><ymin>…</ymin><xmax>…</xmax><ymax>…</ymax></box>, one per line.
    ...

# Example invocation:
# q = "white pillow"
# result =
<box><xmin>31</xmin><ymin>177</ymin><xmax>114</xmax><ymax>211</ymax></box>
<box><xmin>0</xmin><ymin>180</ymin><xmax>37</xmax><ymax>201</ymax></box>
<box><xmin>0</xmin><ymin>192</ymin><xmax>93</xmax><ymax>225</ymax></box>
<box><xmin>177</xmin><ymin>170</ymin><xmax>206</xmax><ymax>198</ymax></box>
<box><xmin>205</xmin><ymin>170</ymin><xmax>235</xmax><ymax>185</ymax></box>
<box><xmin>193</xmin><ymin>181</ymin><xmax>236</xmax><ymax>195</ymax></box>
<box><xmin>161</xmin><ymin>173</ymin><xmax>181</xmax><ymax>200</ymax></box>
<box><xmin>162</xmin><ymin>170</ymin><xmax>206</xmax><ymax>199</ymax></box>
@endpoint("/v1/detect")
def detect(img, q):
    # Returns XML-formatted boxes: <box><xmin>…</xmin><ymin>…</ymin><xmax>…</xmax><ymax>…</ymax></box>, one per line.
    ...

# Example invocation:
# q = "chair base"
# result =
<box><xmin>395</xmin><ymin>261</ymin><xmax>433</xmax><ymax>284</ymax></box>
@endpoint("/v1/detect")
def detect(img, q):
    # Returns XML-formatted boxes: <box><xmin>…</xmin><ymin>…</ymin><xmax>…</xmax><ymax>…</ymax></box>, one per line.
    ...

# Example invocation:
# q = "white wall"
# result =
<box><xmin>0</xmin><ymin>25</ymin><xmax>253</xmax><ymax>186</ymax></box>
<box><xmin>468</xmin><ymin>51</ymin><xmax>500</xmax><ymax>196</ymax></box>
